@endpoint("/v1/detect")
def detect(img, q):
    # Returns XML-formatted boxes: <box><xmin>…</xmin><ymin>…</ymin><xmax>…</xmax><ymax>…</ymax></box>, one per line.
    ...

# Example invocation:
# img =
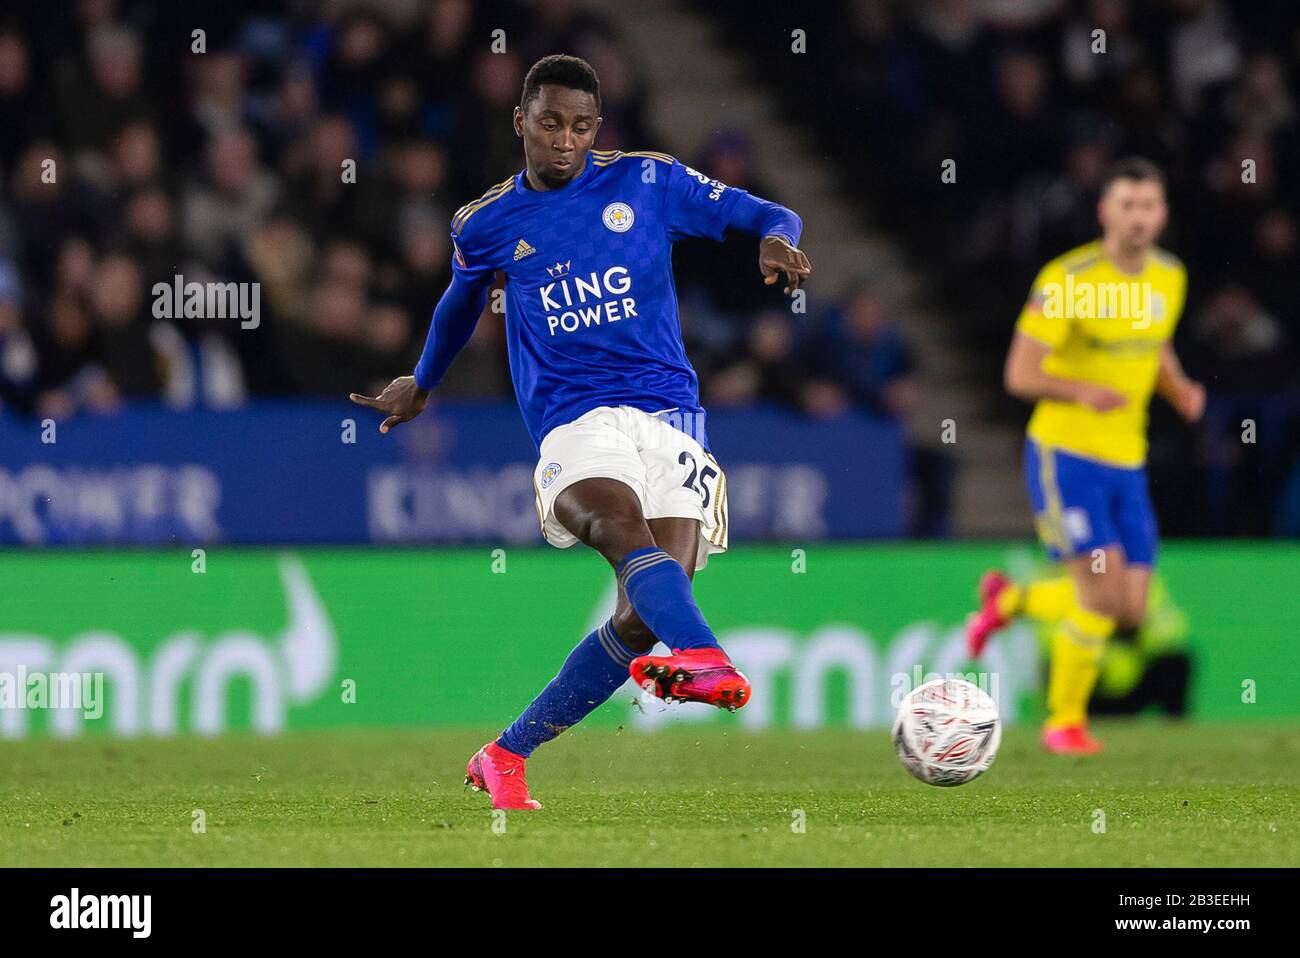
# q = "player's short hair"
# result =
<box><xmin>1101</xmin><ymin>157</ymin><xmax>1166</xmax><ymax>195</ymax></box>
<box><xmin>520</xmin><ymin>55</ymin><xmax>601</xmax><ymax>115</ymax></box>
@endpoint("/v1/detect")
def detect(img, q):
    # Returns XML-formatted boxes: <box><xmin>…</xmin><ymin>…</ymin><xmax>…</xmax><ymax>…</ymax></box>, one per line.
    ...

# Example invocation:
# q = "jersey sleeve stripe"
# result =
<box><xmin>452</xmin><ymin>177</ymin><xmax>516</xmax><ymax>231</ymax></box>
<box><xmin>452</xmin><ymin>183</ymin><xmax>511</xmax><ymax>231</ymax></box>
<box><xmin>590</xmin><ymin>149</ymin><xmax>675</xmax><ymax>167</ymax></box>
<box><xmin>624</xmin><ymin>150</ymin><xmax>674</xmax><ymax>163</ymax></box>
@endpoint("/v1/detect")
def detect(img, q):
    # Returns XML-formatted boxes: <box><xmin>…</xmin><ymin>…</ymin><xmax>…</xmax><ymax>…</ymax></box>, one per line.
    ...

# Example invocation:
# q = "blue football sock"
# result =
<box><xmin>617</xmin><ymin>547</ymin><xmax>719</xmax><ymax>651</ymax></box>
<box><xmin>496</xmin><ymin>619</ymin><xmax>635</xmax><ymax>758</ymax></box>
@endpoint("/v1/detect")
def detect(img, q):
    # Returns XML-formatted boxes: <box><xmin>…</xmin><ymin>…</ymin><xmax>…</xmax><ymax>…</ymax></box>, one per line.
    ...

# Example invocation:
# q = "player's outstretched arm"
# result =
<box><xmin>1156</xmin><ymin>341</ymin><xmax>1205</xmax><ymax>422</ymax></box>
<box><xmin>349</xmin><ymin>269</ymin><xmax>493</xmax><ymax>434</ymax></box>
<box><xmin>663</xmin><ymin>162</ymin><xmax>809</xmax><ymax>295</ymax></box>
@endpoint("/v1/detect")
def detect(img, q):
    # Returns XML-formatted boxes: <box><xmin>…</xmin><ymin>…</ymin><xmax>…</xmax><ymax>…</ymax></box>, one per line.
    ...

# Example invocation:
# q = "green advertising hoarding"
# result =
<box><xmin>0</xmin><ymin>543</ymin><xmax>1295</xmax><ymax>739</ymax></box>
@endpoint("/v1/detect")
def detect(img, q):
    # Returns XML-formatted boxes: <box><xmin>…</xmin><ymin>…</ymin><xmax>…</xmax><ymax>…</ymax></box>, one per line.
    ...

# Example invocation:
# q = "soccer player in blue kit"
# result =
<box><xmin>351</xmin><ymin>55</ymin><xmax>810</xmax><ymax>809</ymax></box>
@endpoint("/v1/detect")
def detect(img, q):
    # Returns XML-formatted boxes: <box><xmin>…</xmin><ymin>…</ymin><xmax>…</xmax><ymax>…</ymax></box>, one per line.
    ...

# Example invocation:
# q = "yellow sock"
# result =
<box><xmin>994</xmin><ymin>575</ymin><xmax>1072</xmax><ymax>622</ymax></box>
<box><xmin>1044</xmin><ymin>603</ymin><xmax>1114</xmax><ymax>730</ymax></box>
<box><xmin>994</xmin><ymin>582</ymin><xmax>1023</xmax><ymax>619</ymax></box>
<box><xmin>1021</xmin><ymin>575</ymin><xmax>1074</xmax><ymax>623</ymax></box>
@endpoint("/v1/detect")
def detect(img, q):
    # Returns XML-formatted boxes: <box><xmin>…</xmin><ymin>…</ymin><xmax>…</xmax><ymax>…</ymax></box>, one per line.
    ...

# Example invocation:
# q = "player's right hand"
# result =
<box><xmin>1077</xmin><ymin>384</ymin><xmax>1127</xmax><ymax>413</ymax></box>
<box><xmin>349</xmin><ymin>375</ymin><xmax>431</xmax><ymax>434</ymax></box>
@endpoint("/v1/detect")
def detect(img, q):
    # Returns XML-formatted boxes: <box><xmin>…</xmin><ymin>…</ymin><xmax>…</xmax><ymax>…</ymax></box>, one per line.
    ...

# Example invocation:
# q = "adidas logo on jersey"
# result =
<box><xmin>513</xmin><ymin>239</ymin><xmax>537</xmax><ymax>261</ymax></box>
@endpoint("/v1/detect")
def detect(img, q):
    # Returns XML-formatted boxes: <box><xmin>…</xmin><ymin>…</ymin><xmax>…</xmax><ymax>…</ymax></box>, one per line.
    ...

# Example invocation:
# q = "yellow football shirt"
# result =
<box><xmin>1015</xmin><ymin>240</ymin><xmax>1187</xmax><ymax>467</ymax></box>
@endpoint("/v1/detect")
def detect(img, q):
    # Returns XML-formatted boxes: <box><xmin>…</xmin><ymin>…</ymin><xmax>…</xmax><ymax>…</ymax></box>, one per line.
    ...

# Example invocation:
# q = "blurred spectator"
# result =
<box><xmin>707</xmin><ymin>309</ymin><xmax>814</xmax><ymax>411</ymax></box>
<box><xmin>35</xmin><ymin>291</ymin><xmax>99</xmax><ymax>419</ymax></box>
<box><xmin>277</xmin><ymin>275</ymin><xmax>376</xmax><ymax>396</ymax></box>
<box><xmin>181</xmin><ymin>127</ymin><xmax>280</xmax><ymax>270</ymax></box>
<box><xmin>388</xmin><ymin>204</ymin><xmax>451</xmax><ymax>325</ymax></box>
<box><xmin>122</xmin><ymin>187</ymin><xmax>179</xmax><ymax>280</ymax></box>
<box><xmin>1062</xmin><ymin>0</ymin><xmax>1142</xmax><ymax>91</ymax></box>
<box><xmin>9</xmin><ymin>141</ymin><xmax>114</xmax><ymax>293</ymax></box>
<box><xmin>110</xmin><ymin>121</ymin><xmax>165</xmax><ymax>190</ymax></box>
<box><xmin>189</xmin><ymin>52</ymin><xmax>249</xmax><ymax>137</ymax></box>
<box><xmin>0</xmin><ymin>257</ymin><xmax>36</xmax><ymax>412</ymax></box>
<box><xmin>451</xmin><ymin>49</ymin><xmax>525</xmax><ymax>189</ymax></box>
<box><xmin>1185</xmin><ymin>287</ymin><xmax>1293</xmax><ymax>535</ymax></box>
<box><xmin>814</xmin><ymin>288</ymin><xmax>919</xmax><ymax>419</ymax></box>
<box><xmin>55</xmin><ymin>25</ymin><xmax>155</xmax><ymax>153</ymax></box>
<box><xmin>1167</xmin><ymin>0</ymin><xmax>1242</xmax><ymax>114</ymax></box>
<box><xmin>0</xmin><ymin>26</ymin><xmax>40</xmax><ymax>174</ymax></box>
<box><xmin>87</xmin><ymin>252</ymin><xmax>160</xmax><ymax>399</ymax></box>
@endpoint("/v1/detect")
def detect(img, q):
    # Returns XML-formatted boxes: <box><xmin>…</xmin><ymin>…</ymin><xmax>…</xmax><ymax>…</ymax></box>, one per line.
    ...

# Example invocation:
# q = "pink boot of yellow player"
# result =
<box><xmin>1041</xmin><ymin>724</ymin><xmax>1104</xmax><ymax>755</ymax></box>
<box><xmin>966</xmin><ymin>570</ymin><xmax>1016</xmax><ymax>658</ymax></box>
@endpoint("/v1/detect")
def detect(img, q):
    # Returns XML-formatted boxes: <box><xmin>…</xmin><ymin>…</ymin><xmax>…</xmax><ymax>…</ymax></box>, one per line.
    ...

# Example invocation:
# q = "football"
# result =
<box><xmin>892</xmin><ymin>678</ymin><xmax>1002</xmax><ymax>786</ymax></box>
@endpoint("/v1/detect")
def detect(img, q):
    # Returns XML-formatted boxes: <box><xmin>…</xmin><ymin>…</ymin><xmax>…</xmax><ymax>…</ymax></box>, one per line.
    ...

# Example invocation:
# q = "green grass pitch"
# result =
<box><xmin>1</xmin><ymin>722</ymin><xmax>1296</xmax><ymax>867</ymax></box>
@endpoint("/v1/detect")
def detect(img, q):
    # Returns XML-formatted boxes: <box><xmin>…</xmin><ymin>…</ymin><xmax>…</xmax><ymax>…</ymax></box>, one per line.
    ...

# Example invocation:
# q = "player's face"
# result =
<box><xmin>513</xmin><ymin>85</ymin><xmax>601</xmax><ymax>189</ymax></box>
<box><xmin>1098</xmin><ymin>177</ymin><xmax>1168</xmax><ymax>253</ymax></box>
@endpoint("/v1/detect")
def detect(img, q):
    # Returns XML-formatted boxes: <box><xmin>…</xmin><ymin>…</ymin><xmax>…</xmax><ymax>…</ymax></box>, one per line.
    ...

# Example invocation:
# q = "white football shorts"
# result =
<box><xmin>532</xmin><ymin>405</ymin><xmax>729</xmax><ymax>570</ymax></box>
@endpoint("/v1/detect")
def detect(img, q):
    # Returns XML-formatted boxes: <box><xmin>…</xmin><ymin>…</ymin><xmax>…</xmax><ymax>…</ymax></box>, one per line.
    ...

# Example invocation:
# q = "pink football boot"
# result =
<box><xmin>465</xmin><ymin>741</ymin><xmax>543</xmax><ymax>810</ymax></box>
<box><xmin>966</xmin><ymin>569</ymin><xmax>1015</xmax><ymax>658</ymax></box>
<box><xmin>1042</xmin><ymin>724</ymin><xmax>1104</xmax><ymax>755</ymax></box>
<box><xmin>629</xmin><ymin>647</ymin><xmax>751</xmax><ymax>712</ymax></box>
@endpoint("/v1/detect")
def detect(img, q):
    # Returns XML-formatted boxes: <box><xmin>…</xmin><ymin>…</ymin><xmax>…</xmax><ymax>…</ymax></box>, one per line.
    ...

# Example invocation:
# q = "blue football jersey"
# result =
<box><xmin>445</xmin><ymin>149</ymin><xmax>796</xmax><ymax>448</ymax></box>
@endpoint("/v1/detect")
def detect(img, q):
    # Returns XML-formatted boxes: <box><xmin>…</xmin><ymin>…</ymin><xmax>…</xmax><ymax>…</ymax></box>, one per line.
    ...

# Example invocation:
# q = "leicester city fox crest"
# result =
<box><xmin>540</xmin><ymin>462</ymin><xmax>563</xmax><ymax>488</ymax></box>
<box><xmin>602</xmin><ymin>202</ymin><xmax>634</xmax><ymax>232</ymax></box>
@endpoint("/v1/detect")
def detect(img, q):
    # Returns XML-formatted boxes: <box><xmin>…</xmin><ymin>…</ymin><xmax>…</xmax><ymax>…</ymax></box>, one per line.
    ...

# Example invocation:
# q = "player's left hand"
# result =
<box><xmin>760</xmin><ymin>236</ymin><xmax>811</xmax><ymax>295</ymax></box>
<box><xmin>1174</xmin><ymin>378</ymin><xmax>1206</xmax><ymax>423</ymax></box>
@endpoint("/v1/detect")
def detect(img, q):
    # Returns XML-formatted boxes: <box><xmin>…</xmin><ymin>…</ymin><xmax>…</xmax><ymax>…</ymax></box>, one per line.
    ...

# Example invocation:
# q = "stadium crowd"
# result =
<box><xmin>0</xmin><ymin>0</ymin><xmax>918</xmax><ymax>436</ymax></box>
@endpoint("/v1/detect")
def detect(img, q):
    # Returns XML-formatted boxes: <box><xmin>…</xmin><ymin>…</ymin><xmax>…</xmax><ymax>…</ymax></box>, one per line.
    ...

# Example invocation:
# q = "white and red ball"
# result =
<box><xmin>892</xmin><ymin>677</ymin><xmax>1002</xmax><ymax>786</ymax></box>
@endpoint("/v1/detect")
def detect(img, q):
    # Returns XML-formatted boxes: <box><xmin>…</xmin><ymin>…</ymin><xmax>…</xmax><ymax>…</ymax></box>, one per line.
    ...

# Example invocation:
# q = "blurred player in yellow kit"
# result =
<box><xmin>966</xmin><ymin>159</ymin><xmax>1205</xmax><ymax>755</ymax></box>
